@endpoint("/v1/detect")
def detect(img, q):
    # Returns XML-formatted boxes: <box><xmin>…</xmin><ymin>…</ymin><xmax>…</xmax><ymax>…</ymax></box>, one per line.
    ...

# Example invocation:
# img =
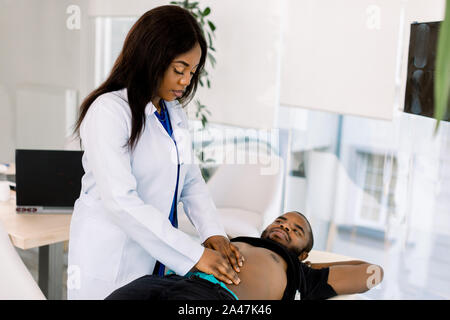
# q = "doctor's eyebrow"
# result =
<box><xmin>173</xmin><ymin>60</ymin><xmax>199</xmax><ymax>68</ymax></box>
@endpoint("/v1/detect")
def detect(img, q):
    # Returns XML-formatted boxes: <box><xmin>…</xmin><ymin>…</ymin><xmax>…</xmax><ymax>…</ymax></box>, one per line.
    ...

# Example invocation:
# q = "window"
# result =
<box><xmin>354</xmin><ymin>151</ymin><xmax>398</xmax><ymax>229</ymax></box>
<box><xmin>94</xmin><ymin>17</ymin><xmax>136</xmax><ymax>87</ymax></box>
<box><xmin>279</xmin><ymin>104</ymin><xmax>450</xmax><ymax>299</ymax></box>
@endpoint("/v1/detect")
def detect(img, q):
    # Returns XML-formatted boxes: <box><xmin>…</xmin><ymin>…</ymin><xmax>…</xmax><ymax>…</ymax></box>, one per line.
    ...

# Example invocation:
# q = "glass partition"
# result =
<box><xmin>279</xmin><ymin>104</ymin><xmax>450</xmax><ymax>299</ymax></box>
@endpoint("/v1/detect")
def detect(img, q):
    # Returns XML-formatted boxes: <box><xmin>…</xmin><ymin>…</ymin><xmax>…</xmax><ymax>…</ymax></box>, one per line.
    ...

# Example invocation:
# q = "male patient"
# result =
<box><xmin>106</xmin><ymin>211</ymin><xmax>384</xmax><ymax>300</ymax></box>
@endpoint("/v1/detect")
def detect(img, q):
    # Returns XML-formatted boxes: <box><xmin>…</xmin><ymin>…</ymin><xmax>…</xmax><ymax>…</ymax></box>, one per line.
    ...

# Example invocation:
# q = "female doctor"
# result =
<box><xmin>68</xmin><ymin>5</ymin><xmax>243</xmax><ymax>299</ymax></box>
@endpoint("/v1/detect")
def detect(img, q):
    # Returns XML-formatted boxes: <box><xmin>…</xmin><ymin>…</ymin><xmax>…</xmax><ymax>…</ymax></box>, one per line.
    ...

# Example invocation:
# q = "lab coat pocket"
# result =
<box><xmin>70</xmin><ymin>213</ymin><xmax>126</xmax><ymax>283</ymax></box>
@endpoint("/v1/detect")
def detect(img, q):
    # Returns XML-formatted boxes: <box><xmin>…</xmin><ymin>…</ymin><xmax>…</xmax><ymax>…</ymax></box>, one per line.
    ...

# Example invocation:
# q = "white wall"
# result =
<box><xmin>191</xmin><ymin>0</ymin><xmax>283</xmax><ymax>130</ymax></box>
<box><xmin>280</xmin><ymin>0</ymin><xmax>446</xmax><ymax>120</ymax></box>
<box><xmin>88</xmin><ymin>0</ymin><xmax>284</xmax><ymax>129</ymax></box>
<box><xmin>280</xmin><ymin>0</ymin><xmax>404</xmax><ymax>120</ymax></box>
<box><xmin>0</xmin><ymin>0</ymin><xmax>285</xmax><ymax>165</ymax></box>
<box><xmin>86</xmin><ymin>0</ymin><xmax>165</xmax><ymax>16</ymax></box>
<box><xmin>0</xmin><ymin>85</ymin><xmax>14</xmax><ymax>162</ymax></box>
<box><xmin>0</xmin><ymin>0</ymin><xmax>446</xmax><ymax>163</ymax></box>
<box><xmin>15</xmin><ymin>85</ymin><xmax>78</xmax><ymax>150</ymax></box>
<box><xmin>0</xmin><ymin>0</ymin><xmax>91</xmax><ymax>162</ymax></box>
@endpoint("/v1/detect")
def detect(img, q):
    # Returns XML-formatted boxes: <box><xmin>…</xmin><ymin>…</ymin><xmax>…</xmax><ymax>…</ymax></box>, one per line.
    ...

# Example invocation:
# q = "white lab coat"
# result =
<box><xmin>67</xmin><ymin>88</ymin><xmax>226</xmax><ymax>299</ymax></box>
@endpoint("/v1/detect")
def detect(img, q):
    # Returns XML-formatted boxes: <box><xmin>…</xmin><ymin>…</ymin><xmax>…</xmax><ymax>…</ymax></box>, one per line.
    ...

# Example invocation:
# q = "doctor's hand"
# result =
<box><xmin>194</xmin><ymin>236</ymin><xmax>245</xmax><ymax>285</ymax></box>
<box><xmin>203</xmin><ymin>235</ymin><xmax>245</xmax><ymax>274</ymax></box>
<box><xmin>194</xmin><ymin>247</ymin><xmax>241</xmax><ymax>285</ymax></box>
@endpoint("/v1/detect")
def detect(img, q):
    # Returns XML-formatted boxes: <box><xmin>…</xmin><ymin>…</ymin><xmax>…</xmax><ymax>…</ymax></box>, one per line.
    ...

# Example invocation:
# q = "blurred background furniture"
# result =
<box><xmin>178</xmin><ymin>154</ymin><xmax>284</xmax><ymax>239</ymax></box>
<box><xmin>0</xmin><ymin>190</ymin><xmax>71</xmax><ymax>299</ymax></box>
<box><xmin>0</xmin><ymin>220</ymin><xmax>45</xmax><ymax>299</ymax></box>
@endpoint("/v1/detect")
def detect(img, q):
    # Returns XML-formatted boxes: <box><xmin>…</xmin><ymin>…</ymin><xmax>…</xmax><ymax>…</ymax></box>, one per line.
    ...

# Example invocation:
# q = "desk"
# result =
<box><xmin>0</xmin><ymin>191</ymin><xmax>71</xmax><ymax>300</ymax></box>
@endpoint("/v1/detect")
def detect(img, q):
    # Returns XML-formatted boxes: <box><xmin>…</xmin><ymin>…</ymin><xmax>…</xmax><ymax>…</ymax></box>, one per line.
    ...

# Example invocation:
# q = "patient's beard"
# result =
<box><xmin>261</xmin><ymin>230</ymin><xmax>305</xmax><ymax>257</ymax></box>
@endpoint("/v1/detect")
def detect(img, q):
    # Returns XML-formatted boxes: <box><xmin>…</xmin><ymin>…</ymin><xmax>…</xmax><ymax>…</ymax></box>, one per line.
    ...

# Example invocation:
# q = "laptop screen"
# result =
<box><xmin>15</xmin><ymin>149</ymin><xmax>84</xmax><ymax>207</ymax></box>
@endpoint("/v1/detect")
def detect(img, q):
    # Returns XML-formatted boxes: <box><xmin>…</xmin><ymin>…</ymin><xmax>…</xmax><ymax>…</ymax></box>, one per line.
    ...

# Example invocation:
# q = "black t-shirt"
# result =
<box><xmin>230</xmin><ymin>236</ymin><xmax>337</xmax><ymax>300</ymax></box>
<box><xmin>298</xmin><ymin>261</ymin><xmax>337</xmax><ymax>300</ymax></box>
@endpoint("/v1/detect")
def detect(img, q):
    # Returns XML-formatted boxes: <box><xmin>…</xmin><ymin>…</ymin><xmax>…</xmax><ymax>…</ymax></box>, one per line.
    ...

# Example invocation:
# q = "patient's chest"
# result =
<box><xmin>226</xmin><ymin>242</ymin><xmax>288</xmax><ymax>300</ymax></box>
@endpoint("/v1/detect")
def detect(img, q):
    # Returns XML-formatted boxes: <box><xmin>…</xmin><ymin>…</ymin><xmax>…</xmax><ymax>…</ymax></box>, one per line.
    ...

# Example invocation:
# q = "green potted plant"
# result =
<box><xmin>434</xmin><ymin>0</ymin><xmax>450</xmax><ymax>132</ymax></box>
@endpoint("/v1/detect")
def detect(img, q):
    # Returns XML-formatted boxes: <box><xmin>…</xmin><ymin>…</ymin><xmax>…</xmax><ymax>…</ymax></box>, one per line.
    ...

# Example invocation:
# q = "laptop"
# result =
<box><xmin>15</xmin><ymin>149</ymin><xmax>84</xmax><ymax>214</ymax></box>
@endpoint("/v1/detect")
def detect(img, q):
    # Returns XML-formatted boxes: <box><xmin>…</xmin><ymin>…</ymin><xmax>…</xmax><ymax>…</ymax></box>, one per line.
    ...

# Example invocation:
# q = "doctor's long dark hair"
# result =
<box><xmin>73</xmin><ymin>5</ymin><xmax>207</xmax><ymax>151</ymax></box>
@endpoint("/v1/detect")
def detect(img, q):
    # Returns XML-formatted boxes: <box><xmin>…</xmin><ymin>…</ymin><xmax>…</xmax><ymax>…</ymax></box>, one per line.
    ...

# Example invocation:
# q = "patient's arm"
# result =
<box><xmin>307</xmin><ymin>260</ymin><xmax>384</xmax><ymax>295</ymax></box>
<box><xmin>308</xmin><ymin>260</ymin><xmax>368</xmax><ymax>270</ymax></box>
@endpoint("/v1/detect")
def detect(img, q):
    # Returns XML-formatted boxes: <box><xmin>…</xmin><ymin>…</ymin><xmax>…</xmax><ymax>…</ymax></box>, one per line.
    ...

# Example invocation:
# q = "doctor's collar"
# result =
<box><xmin>145</xmin><ymin>99</ymin><xmax>179</xmax><ymax>118</ymax></box>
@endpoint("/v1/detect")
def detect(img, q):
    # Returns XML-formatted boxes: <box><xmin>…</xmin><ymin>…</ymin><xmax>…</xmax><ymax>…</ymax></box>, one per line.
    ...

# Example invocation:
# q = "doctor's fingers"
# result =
<box><xmin>229</xmin><ymin>243</ymin><xmax>245</xmax><ymax>270</ymax></box>
<box><xmin>221</xmin><ymin>243</ymin><xmax>243</xmax><ymax>274</ymax></box>
<box><xmin>214</xmin><ymin>260</ymin><xmax>241</xmax><ymax>286</ymax></box>
<box><xmin>202</xmin><ymin>236</ymin><xmax>242</xmax><ymax>274</ymax></box>
<box><xmin>210</xmin><ymin>241</ymin><xmax>240</xmax><ymax>274</ymax></box>
<box><xmin>196</xmin><ymin>248</ymin><xmax>240</xmax><ymax>285</ymax></box>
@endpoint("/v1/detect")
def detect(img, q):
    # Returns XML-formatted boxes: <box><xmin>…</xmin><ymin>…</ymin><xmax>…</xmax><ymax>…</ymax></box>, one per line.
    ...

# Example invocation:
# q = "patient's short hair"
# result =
<box><xmin>291</xmin><ymin>211</ymin><xmax>314</xmax><ymax>253</ymax></box>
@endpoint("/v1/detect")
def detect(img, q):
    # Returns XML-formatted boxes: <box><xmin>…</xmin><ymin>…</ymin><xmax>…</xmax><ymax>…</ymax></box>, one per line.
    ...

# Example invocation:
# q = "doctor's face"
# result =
<box><xmin>153</xmin><ymin>42</ymin><xmax>202</xmax><ymax>107</ymax></box>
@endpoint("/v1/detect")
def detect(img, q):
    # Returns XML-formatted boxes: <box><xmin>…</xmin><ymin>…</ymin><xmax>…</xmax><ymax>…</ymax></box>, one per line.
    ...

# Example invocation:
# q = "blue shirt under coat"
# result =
<box><xmin>152</xmin><ymin>99</ymin><xmax>181</xmax><ymax>276</ymax></box>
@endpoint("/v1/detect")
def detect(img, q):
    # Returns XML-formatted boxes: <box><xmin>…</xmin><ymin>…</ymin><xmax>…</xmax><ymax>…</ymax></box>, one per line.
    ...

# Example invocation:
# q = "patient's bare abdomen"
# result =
<box><xmin>226</xmin><ymin>242</ymin><xmax>288</xmax><ymax>300</ymax></box>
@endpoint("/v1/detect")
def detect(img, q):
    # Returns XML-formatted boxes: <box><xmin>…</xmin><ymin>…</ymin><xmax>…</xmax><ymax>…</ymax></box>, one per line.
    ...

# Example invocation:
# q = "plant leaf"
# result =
<box><xmin>208</xmin><ymin>20</ymin><xmax>216</xmax><ymax>32</ymax></box>
<box><xmin>201</xmin><ymin>114</ymin><xmax>207</xmax><ymax>122</ymax></box>
<box><xmin>208</xmin><ymin>32</ymin><xmax>213</xmax><ymax>48</ymax></box>
<box><xmin>434</xmin><ymin>0</ymin><xmax>450</xmax><ymax>133</ymax></box>
<box><xmin>207</xmin><ymin>52</ymin><xmax>216</xmax><ymax>68</ymax></box>
<box><xmin>435</xmin><ymin>6</ymin><xmax>450</xmax><ymax>123</ymax></box>
<box><xmin>188</xmin><ymin>2</ymin><xmax>199</xmax><ymax>9</ymax></box>
<box><xmin>203</xmin><ymin>7</ymin><xmax>211</xmax><ymax>16</ymax></box>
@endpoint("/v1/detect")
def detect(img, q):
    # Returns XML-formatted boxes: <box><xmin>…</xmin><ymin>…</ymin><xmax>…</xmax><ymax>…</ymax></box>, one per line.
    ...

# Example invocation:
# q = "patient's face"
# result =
<box><xmin>261</xmin><ymin>212</ymin><xmax>311</xmax><ymax>257</ymax></box>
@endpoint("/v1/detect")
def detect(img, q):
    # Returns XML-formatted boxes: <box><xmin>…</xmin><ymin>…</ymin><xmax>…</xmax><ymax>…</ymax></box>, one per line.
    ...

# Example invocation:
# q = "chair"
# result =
<box><xmin>178</xmin><ymin>153</ymin><xmax>284</xmax><ymax>239</ymax></box>
<box><xmin>0</xmin><ymin>221</ymin><xmax>46</xmax><ymax>299</ymax></box>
